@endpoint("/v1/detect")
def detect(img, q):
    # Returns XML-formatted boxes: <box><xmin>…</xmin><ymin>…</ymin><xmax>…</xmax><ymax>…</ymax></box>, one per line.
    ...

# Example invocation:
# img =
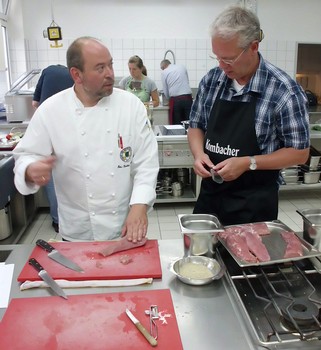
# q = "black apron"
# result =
<box><xmin>193</xmin><ymin>82</ymin><xmax>279</xmax><ymax>226</ymax></box>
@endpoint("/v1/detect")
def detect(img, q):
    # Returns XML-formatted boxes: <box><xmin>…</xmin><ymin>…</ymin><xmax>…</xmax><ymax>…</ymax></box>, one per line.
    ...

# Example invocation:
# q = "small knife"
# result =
<box><xmin>126</xmin><ymin>309</ymin><xmax>157</xmax><ymax>347</ymax></box>
<box><xmin>36</xmin><ymin>239</ymin><xmax>84</xmax><ymax>272</ymax></box>
<box><xmin>29</xmin><ymin>258</ymin><xmax>68</xmax><ymax>299</ymax></box>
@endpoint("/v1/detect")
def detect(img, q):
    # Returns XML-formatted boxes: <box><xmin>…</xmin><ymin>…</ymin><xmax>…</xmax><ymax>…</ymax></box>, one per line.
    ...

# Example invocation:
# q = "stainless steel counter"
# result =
<box><xmin>0</xmin><ymin>239</ymin><xmax>254</xmax><ymax>350</ymax></box>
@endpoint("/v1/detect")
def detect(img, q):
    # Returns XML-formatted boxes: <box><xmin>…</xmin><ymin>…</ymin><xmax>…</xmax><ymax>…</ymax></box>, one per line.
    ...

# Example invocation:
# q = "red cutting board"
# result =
<box><xmin>17</xmin><ymin>240</ymin><xmax>162</xmax><ymax>282</ymax></box>
<box><xmin>0</xmin><ymin>289</ymin><xmax>183</xmax><ymax>350</ymax></box>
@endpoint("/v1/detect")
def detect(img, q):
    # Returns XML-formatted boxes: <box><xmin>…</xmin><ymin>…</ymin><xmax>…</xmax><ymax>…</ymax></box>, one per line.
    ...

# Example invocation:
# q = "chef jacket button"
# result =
<box><xmin>91</xmin><ymin>212</ymin><xmax>95</xmax><ymax>216</ymax></box>
<box><xmin>112</xmin><ymin>210</ymin><xmax>116</xmax><ymax>215</ymax></box>
<box><xmin>89</xmin><ymin>194</ymin><xmax>93</xmax><ymax>198</ymax></box>
<box><xmin>107</xmin><ymin>129</ymin><xmax>111</xmax><ymax>133</ymax></box>
<box><xmin>86</xmin><ymin>174</ymin><xmax>90</xmax><ymax>179</ymax></box>
<box><xmin>84</xmin><ymin>153</ymin><xmax>88</xmax><ymax>157</ymax></box>
<box><xmin>109</xmin><ymin>150</ymin><xmax>113</xmax><ymax>155</ymax></box>
<box><xmin>76</xmin><ymin>108</ymin><xmax>82</xmax><ymax>115</ymax></box>
<box><xmin>81</xmin><ymin>131</ymin><xmax>86</xmax><ymax>136</ymax></box>
<box><xmin>112</xmin><ymin>193</ymin><xmax>115</xmax><ymax>197</ymax></box>
<box><xmin>110</xmin><ymin>172</ymin><xmax>114</xmax><ymax>177</ymax></box>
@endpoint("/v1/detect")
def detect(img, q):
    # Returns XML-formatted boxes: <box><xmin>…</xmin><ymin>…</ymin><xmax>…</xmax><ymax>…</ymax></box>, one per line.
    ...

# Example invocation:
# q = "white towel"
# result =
<box><xmin>20</xmin><ymin>278</ymin><xmax>153</xmax><ymax>290</ymax></box>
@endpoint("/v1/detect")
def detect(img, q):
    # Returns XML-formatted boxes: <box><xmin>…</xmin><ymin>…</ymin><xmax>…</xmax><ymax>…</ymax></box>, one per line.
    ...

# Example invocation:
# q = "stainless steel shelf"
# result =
<box><xmin>156</xmin><ymin>186</ymin><xmax>197</xmax><ymax>203</ymax></box>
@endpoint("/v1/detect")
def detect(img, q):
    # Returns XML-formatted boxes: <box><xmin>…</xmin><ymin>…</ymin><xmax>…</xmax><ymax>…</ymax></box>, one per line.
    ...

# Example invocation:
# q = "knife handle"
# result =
<box><xmin>29</xmin><ymin>258</ymin><xmax>44</xmax><ymax>272</ymax></box>
<box><xmin>36</xmin><ymin>239</ymin><xmax>55</xmax><ymax>252</ymax></box>
<box><xmin>135</xmin><ymin>322</ymin><xmax>158</xmax><ymax>347</ymax></box>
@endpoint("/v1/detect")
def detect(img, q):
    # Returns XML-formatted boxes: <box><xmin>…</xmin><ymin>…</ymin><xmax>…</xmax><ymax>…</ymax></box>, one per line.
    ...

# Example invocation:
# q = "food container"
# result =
<box><xmin>297</xmin><ymin>209</ymin><xmax>321</xmax><ymax>250</ymax></box>
<box><xmin>303</xmin><ymin>171</ymin><xmax>321</xmax><ymax>184</ymax></box>
<box><xmin>170</xmin><ymin>256</ymin><xmax>224</xmax><ymax>285</ymax></box>
<box><xmin>178</xmin><ymin>214</ymin><xmax>225</xmax><ymax>258</ymax></box>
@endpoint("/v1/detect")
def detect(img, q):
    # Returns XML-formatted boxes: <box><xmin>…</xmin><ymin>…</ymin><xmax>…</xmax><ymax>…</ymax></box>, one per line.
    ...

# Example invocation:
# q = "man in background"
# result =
<box><xmin>32</xmin><ymin>64</ymin><xmax>74</xmax><ymax>233</ymax></box>
<box><xmin>160</xmin><ymin>59</ymin><xmax>193</xmax><ymax>125</ymax></box>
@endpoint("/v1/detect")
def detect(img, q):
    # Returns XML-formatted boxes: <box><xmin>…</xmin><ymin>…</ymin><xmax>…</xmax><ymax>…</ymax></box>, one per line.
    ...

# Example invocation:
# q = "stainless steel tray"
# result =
<box><xmin>178</xmin><ymin>214</ymin><xmax>225</xmax><ymax>234</ymax></box>
<box><xmin>218</xmin><ymin>221</ymin><xmax>321</xmax><ymax>267</ymax></box>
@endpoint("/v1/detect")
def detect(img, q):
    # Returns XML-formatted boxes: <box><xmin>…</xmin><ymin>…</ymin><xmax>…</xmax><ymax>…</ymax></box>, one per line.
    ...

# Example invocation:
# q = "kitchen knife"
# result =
<box><xmin>125</xmin><ymin>309</ymin><xmax>157</xmax><ymax>347</ymax></box>
<box><xmin>28</xmin><ymin>258</ymin><xmax>68</xmax><ymax>299</ymax></box>
<box><xmin>36</xmin><ymin>239</ymin><xmax>84</xmax><ymax>272</ymax></box>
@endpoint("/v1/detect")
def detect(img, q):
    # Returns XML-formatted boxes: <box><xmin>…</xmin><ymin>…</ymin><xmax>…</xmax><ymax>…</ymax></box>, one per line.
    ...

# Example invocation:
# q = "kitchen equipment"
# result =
<box><xmin>176</xmin><ymin>168</ymin><xmax>189</xmax><ymax>186</ymax></box>
<box><xmin>126</xmin><ymin>308</ymin><xmax>158</xmax><ymax>347</ymax></box>
<box><xmin>303</xmin><ymin>170</ymin><xmax>321</xmax><ymax>184</ymax></box>
<box><xmin>171</xmin><ymin>181</ymin><xmax>184</xmax><ymax>197</ymax></box>
<box><xmin>0</xmin><ymin>203</ymin><xmax>12</xmax><ymax>240</ymax></box>
<box><xmin>178</xmin><ymin>214</ymin><xmax>225</xmax><ymax>258</ymax></box>
<box><xmin>5</xmin><ymin>69</ymin><xmax>40</xmax><ymax>122</ymax></box>
<box><xmin>18</xmin><ymin>240</ymin><xmax>162</xmax><ymax>282</ymax></box>
<box><xmin>297</xmin><ymin>209</ymin><xmax>321</xmax><ymax>250</ymax></box>
<box><xmin>219</xmin><ymin>221</ymin><xmax>321</xmax><ymax>267</ymax></box>
<box><xmin>170</xmin><ymin>256</ymin><xmax>224</xmax><ymax>285</ymax></box>
<box><xmin>145</xmin><ymin>305</ymin><xmax>159</xmax><ymax>340</ymax></box>
<box><xmin>28</xmin><ymin>258</ymin><xmax>67</xmax><ymax>299</ymax></box>
<box><xmin>0</xmin><ymin>289</ymin><xmax>183</xmax><ymax>350</ymax></box>
<box><xmin>217</xmin><ymin>243</ymin><xmax>321</xmax><ymax>349</ymax></box>
<box><xmin>36</xmin><ymin>239</ymin><xmax>84</xmax><ymax>272</ymax></box>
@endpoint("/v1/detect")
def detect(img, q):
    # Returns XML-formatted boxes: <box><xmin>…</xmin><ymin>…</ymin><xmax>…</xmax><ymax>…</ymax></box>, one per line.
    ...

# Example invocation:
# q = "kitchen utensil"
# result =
<box><xmin>28</xmin><ymin>258</ymin><xmax>67</xmax><ymax>299</ymax></box>
<box><xmin>178</xmin><ymin>213</ymin><xmax>225</xmax><ymax>234</ymax></box>
<box><xmin>171</xmin><ymin>181</ymin><xmax>184</xmax><ymax>197</ymax></box>
<box><xmin>210</xmin><ymin>168</ymin><xmax>223</xmax><ymax>184</ymax></box>
<box><xmin>99</xmin><ymin>237</ymin><xmax>147</xmax><ymax>257</ymax></box>
<box><xmin>126</xmin><ymin>308</ymin><xmax>158</xmax><ymax>347</ymax></box>
<box><xmin>218</xmin><ymin>221</ymin><xmax>321</xmax><ymax>267</ymax></box>
<box><xmin>303</xmin><ymin>171</ymin><xmax>321</xmax><ymax>184</ymax></box>
<box><xmin>36</xmin><ymin>239</ymin><xmax>84</xmax><ymax>272</ymax></box>
<box><xmin>145</xmin><ymin>305</ymin><xmax>159</xmax><ymax>340</ymax></box>
<box><xmin>170</xmin><ymin>256</ymin><xmax>224</xmax><ymax>285</ymax></box>
<box><xmin>18</xmin><ymin>240</ymin><xmax>162</xmax><ymax>282</ymax></box>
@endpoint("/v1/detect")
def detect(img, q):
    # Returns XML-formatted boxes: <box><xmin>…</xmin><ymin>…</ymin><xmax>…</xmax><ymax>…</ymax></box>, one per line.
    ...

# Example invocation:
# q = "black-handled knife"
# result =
<box><xmin>29</xmin><ymin>258</ymin><xmax>68</xmax><ymax>299</ymax></box>
<box><xmin>36</xmin><ymin>239</ymin><xmax>84</xmax><ymax>273</ymax></box>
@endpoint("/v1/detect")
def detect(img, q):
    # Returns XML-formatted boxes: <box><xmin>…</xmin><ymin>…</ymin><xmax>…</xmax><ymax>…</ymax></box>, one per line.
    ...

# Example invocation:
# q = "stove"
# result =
<box><xmin>217</xmin><ymin>245</ymin><xmax>321</xmax><ymax>349</ymax></box>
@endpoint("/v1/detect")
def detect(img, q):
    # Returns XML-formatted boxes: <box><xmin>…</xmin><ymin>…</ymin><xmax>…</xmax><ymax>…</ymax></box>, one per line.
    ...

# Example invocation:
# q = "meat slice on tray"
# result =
<box><xmin>226</xmin><ymin>233</ymin><xmax>257</xmax><ymax>263</ymax></box>
<box><xmin>281</xmin><ymin>231</ymin><xmax>303</xmax><ymax>258</ymax></box>
<box><xmin>241</xmin><ymin>231</ymin><xmax>270</xmax><ymax>262</ymax></box>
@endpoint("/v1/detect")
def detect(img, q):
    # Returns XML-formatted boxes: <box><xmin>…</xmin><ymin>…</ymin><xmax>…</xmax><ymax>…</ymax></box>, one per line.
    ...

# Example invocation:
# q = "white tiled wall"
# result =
<box><xmin>10</xmin><ymin>37</ymin><xmax>297</xmax><ymax>91</ymax></box>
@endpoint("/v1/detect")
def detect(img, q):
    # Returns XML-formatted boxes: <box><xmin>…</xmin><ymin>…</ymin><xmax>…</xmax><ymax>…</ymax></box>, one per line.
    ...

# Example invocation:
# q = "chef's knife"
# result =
<box><xmin>28</xmin><ymin>258</ymin><xmax>68</xmax><ymax>299</ymax></box>
<box><xmin>125</xmin><ymin>309</ymin><xmax>157</xmax><ymax>347</ymax></box>
<box><xmin>36</xmin><ymin>239</ymin><xmax>84</xmax><ymax>272</ymax></box>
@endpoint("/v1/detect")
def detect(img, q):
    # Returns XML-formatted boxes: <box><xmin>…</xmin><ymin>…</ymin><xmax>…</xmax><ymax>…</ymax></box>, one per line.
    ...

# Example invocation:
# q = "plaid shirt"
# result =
<box><xmin>189</xmin><ymin>53</ymin><xmax>310</xmax><ymax>154</ymax></box>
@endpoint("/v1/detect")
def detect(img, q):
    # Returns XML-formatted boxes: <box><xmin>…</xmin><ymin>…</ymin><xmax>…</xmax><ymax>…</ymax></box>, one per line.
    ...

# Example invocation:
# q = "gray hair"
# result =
<box><xmin>209</xmin><ymin>5</ymin><xmax>263</xmax><ymax>48</ymax></box>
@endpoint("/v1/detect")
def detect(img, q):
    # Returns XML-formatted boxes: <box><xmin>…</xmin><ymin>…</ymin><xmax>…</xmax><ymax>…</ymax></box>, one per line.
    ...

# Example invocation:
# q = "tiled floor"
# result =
<box><xmin>18</xmin><ymin>190</ymin><xmax>321</xmax><ymax>244</ymax></box>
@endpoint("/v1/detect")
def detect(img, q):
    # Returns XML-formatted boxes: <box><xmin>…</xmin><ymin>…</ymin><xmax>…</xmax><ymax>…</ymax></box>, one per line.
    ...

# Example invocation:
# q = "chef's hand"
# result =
<box><xmin>121</xmin><ymin>204</ymin><xmax>148</xmax><ymax>243</ymax></box>
<box><xmin>193</xmin><ymin>153</ymin><xmax>214</xmax><ymax>178</ymax></box>
<box><xmin>25</xmin><ymin>156</ymin><xmax>56</xmax><ymax>186</ymax></box>
<box><xmin>213</xmin><ymin>156</ymin><xmax>250</xmax><ymax>181</ymax></box>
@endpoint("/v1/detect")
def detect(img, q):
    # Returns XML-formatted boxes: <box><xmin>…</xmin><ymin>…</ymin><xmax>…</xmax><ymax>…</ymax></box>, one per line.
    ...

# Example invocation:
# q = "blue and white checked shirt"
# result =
<box><xmin>189</xmin><ymin>53</ymin><xmax>310</xmax><ymax>155</ymax></box>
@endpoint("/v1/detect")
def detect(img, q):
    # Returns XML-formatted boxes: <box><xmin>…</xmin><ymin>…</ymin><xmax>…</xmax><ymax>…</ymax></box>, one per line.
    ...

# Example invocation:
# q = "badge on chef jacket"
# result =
<box><xmin>120</xmin><ymin>146</ymin><xmax>132</xmax><ymax>163</ymax></box>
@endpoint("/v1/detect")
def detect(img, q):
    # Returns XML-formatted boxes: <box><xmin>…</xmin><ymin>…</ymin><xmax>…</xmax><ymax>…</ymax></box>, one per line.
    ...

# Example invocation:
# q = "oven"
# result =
<box><xmin>217</xmin><ymin>245</ymin><xmax>321</xmax><ymax>349</ymax></box>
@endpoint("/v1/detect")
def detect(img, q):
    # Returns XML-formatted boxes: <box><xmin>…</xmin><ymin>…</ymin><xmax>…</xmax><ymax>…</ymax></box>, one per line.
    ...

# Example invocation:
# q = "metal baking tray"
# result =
<box><xmin>178</xmin><ymin>214</ymin><xmax>225</xmax><ymax>234</ymax></box>
<box><xmin>218</xmin><ymin>220</ymin><xmax>321</xmax><ymax>267</ymax></box>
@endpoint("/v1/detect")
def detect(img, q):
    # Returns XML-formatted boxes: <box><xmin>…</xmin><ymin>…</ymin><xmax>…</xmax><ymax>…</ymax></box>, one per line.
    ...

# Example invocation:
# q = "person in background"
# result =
<box><xmin>188</xmin><ymin>5</ymin><xmax>310</xmax><ymax>226</ymax></box>
<box><xmin>32</xmin><ymin>64</ymin><xmax>74</xmax><ymax>233</ymax></box>
<box><xmin>119</xmin><ymin>55</ymin><xmax>159</xmax><ymax>107</ymax></box>
<box><xmin>160</xmin><ymin>59</ymin><xmax>193</xmax><ymax>125</ymax></box>
<box><xmin>14</xmin><ymin>37</ymin><xmax>159</xmax><ymax>242</ymax></box>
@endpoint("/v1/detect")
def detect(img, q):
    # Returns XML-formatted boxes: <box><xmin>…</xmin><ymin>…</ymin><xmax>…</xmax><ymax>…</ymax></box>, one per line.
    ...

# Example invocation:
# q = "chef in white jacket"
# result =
<box><xmin>13</xmin><ymin>36</ymin><xmax>159</xmax><ymax>242</ymax></box>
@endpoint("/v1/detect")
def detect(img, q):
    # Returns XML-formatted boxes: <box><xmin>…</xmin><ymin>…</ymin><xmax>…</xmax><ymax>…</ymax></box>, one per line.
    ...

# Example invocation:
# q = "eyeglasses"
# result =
<box><xmin>210</xmin><ymin>47</ymin><xmax>247</xmax><ymax>66</ymax></box>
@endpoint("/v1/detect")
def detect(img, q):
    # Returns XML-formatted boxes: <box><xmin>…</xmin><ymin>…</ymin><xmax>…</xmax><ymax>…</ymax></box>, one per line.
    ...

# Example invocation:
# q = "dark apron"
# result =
<box><xmin>193</xmin><ymin>83</ymin><xmax>279</xmax><ymax>226</ymax></box>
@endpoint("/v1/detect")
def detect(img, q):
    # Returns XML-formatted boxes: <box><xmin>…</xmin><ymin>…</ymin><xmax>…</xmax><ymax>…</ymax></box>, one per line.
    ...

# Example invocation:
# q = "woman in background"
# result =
<box><xmin>119</xmin><ymin>55</ymin><xmax>159</xmax><ymax>107</ymax></box>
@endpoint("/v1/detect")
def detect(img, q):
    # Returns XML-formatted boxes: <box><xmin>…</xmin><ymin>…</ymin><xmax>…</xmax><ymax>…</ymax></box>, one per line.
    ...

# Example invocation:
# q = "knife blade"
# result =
<box><xmin>29</xmin><ymin>258</ymin><xmax>68</xmax><ymax>299</ymax></box>
<box><xmin>125</xmin><ymin>308</ymin><xmax>157</xmax><ymax>347</ymax></box>
<box><xmin>36</xmin><ymin>239</ymin><xmax>84</xmax><ymax>272</ymax></box>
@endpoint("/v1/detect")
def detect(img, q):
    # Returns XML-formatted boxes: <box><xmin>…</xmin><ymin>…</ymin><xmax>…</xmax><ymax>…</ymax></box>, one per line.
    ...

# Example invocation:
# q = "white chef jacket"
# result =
<box><xmin>13</xmin><ymin>87</ymin><xmax>159</xmax><ymax>241</ymax></box>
